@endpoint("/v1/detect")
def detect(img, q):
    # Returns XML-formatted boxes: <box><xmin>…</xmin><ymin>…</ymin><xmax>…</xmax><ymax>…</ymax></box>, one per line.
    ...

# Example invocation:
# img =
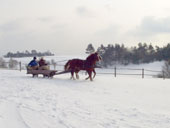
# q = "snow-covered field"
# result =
<box><xmin>0</xmin><ymin>57</ymin><xmax>170</xmax><ymax>128</ymax></box>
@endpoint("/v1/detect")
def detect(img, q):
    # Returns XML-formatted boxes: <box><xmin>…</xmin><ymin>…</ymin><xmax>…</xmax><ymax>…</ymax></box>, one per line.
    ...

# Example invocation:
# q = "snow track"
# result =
<box><xmin>0</xmin><ymin>69</ymin><xmax>170</xmax><ymax>128</ymax></box>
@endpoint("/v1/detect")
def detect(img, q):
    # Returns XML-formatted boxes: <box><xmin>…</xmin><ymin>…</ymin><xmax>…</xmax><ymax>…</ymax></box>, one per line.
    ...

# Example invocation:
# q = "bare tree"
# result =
<box><xmin>161</xmin><ymin>60</ymin><xmax>170</xmax><ymax>78</ymax></box>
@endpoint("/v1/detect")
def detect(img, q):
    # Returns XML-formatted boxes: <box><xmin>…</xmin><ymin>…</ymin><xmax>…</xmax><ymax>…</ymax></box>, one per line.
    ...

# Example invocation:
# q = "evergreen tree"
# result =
<box><xmin>97</xmin><ymin>44</ymin><xmax>106</xmax><ymax>55</ymax></box>
<box><xmin>87</xmin><ymin>42</ymin><xmax>170</xmax><ymax>67</ymax></box>
<box><xmin>86</xmin><ymin>44</ymin><xmax>95</xmax><ymax>54</ymax></box>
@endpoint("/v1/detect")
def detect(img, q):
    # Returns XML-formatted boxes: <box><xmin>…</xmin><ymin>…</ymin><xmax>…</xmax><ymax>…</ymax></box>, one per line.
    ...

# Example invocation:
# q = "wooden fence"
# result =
<box><xmin>1</xmin><ymin>61</ymin><xmax>166</xmax><ymax>79</ymax></box>
<box><xmin>95</xmin><ymin>67</ymin><xmax>165</xmax><ymax>79</ymax></box>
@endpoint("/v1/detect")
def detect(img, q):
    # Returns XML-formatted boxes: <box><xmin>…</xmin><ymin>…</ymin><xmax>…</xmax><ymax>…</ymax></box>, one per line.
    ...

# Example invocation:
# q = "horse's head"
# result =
<box><xmin>86</xmin><ymin>52</ymin><xmax>102</xmax><ymax>63</ymax></box>
<box><xmin>93</xmin><ymin>52</ymin><xmax>102</xmax><ymax>61</ymax></box>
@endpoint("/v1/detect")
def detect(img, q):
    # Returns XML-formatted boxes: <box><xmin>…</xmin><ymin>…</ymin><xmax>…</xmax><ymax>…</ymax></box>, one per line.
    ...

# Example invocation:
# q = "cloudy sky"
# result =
<box><xmin>1</xmin><ymin>0</ymin><xmax>170</xmax><ymax>56</ymax></box>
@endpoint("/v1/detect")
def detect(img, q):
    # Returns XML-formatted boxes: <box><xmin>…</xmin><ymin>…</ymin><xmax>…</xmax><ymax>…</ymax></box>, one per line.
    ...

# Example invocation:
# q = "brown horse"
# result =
<box><xmin>64</xmin><ymin>52</ymin><xmax>101</xmax><ymax>81</ymax></box>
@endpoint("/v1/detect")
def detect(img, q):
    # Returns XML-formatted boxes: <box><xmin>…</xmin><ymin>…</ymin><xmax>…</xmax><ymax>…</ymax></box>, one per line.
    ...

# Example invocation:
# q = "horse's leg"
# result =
<box><xmin>86</xmin><ymin>70</ymin><xmax>95</xmax><ymax>80</ymax></box>
<box><xmin>85</xmin><ymin>70</ymin><xmax>90</xmax><ymax>80</ymax></box>
<box><xmin>76</xmin><ymin>72</ymin><xmax>79</xmax><ymax>79</ymax></box>
<box><xmin>71</xmin><ymin>71</ymin><xmax>76</xmax><ymax>80</ymax></box>
<box><xmin>86</xmin><ymin>70</ymin><xmax>93</xmax><ymax>81</ymax></box>
<box><xmin>89</xmin><ymin>71</ymin><xmax>93</xmax><ymax>81</ymax></box>
<box><xmin>73</xmin><ymin>71</ymin><xmax>76</xmax><ymax>80</ymax></box>
<box><xmin>92</xmin><ymin>69</ymin><xmax>96</xmax><ymax>79</ymax></box>
<box><xmin>70</xmin><ymin>71</ymin><xmax>73</xmax><ymax>79</ymax></box>
<box><xmin>75</xmin><ymin>70</ymin><xmax>80</xmax><ymax>79</ymax></box>
<box><xmin>85</xmin><ymin>76</ymin><xmax>89</xmax><ymax>80</ymax></box>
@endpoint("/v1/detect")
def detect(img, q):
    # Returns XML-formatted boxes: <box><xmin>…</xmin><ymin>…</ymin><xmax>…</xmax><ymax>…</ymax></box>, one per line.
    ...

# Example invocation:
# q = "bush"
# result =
<box><xmin>160</xmin><ymin>60</ymin><xmax>170</xmax><ymax>78</ymax></box>
<box><xmin>0</xmin><ymin>57</ymin><xmax>7</xmax><ymax>68</ymax></box>
<box><xmin>8</xmin><ymin>58</ymin><xmax>18</xmax><ymax>69</ymax></box>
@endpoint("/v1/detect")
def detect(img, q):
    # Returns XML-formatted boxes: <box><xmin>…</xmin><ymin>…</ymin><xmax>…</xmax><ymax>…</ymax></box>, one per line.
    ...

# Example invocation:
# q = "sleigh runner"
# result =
<box><xmin>27</xmin><ymin>68</ymin><xmax>72</xmax><ymax>78</ymax></box>
<box><xmin>27</xmin><ymin>69</ymin><xmax>57</xmax><ymax>78</ymax></box>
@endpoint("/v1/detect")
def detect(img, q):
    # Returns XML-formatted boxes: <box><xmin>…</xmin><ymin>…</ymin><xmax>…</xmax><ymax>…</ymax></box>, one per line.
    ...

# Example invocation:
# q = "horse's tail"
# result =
<box><xmin>64</xmin><ymin>60</ymin><xmax>71</xmax><ymax>71</ymax></box>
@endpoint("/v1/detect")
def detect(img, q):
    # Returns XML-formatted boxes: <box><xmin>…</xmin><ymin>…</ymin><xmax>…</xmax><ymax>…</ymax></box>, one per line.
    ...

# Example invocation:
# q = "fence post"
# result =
<box><xmin>114</xmin><ymin>67</ymin><xmax>116</xmax><ymax>77</ymax></box>
<box><xmin>142</xmin><ymin>68</ymin><xmax>144</xmax><ymax>78</ymax></box>
<box><xmin>54</xmin><ymin>63</ymin><xmax>56</xmax><ymax>70</ymax></box>
<box><xmin>19</xmin><ymin>61</ymin><xmax>22</xmax><ymax>71</ymax></box>
<box><xmin>163</xmin><ymin>71</ymin><xmax>165</xmax><ymax>80</ymax></box>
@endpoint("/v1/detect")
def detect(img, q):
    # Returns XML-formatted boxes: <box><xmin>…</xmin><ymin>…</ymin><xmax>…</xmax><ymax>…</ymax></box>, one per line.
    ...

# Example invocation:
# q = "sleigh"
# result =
<box><xmin>27</xmin><ymin>69</ymin><xmax>71</xmax><ymax>78</ymax></box>
<box><xmin>27</xmin><ymin>69</ymin><xmax>58</xmax><ymax>78</ymax></box>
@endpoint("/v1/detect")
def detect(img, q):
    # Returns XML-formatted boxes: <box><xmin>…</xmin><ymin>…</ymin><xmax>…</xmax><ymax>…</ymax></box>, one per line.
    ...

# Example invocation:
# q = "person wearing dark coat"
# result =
<box><xmin>27</xmin><ymin>57</ymin><xmax>39</xmax><ymax>70</ymax></box>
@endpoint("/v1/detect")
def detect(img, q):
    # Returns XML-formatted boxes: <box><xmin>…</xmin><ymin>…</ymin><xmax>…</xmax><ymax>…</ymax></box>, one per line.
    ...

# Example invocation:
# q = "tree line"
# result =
<box><xmin>86</xmin><ymin>43</ymin><xmax>170</xmax><ymax>67</ymax></box>
<box><xmin>4</xmin><ymin>50</ymin><xmax>54</xmax><ymax>58</ymax></box>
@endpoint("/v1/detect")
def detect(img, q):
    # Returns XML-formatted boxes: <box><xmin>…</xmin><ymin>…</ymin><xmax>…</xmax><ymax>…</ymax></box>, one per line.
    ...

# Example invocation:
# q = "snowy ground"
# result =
<box><xmin>0</xmin><ymin>63</ymin><xmax>170</xmax><ymax>128</ymax></box>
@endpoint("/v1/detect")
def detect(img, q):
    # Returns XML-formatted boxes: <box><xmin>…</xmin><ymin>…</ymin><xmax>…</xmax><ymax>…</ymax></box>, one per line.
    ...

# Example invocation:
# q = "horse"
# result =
<box><xmin>64</xmin><ymin>52</ymin><xmax>102</xmax><ymax>81</ymax></box>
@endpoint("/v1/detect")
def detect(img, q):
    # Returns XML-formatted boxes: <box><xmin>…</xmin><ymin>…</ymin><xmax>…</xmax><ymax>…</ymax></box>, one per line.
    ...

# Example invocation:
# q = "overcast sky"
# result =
<box><xmin>1</xmin><ymin>0</ymin><xmax>170</xmax><ymax>56</ymax></box>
